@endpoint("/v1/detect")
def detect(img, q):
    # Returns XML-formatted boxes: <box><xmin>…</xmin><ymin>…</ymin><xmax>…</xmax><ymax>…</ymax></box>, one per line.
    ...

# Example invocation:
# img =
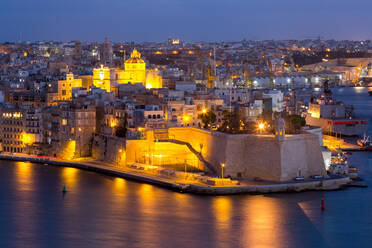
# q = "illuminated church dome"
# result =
<box><xmin>125</xmin><ymin>48</ymin><xmax>145</xmax><ymax>64</ymax></box>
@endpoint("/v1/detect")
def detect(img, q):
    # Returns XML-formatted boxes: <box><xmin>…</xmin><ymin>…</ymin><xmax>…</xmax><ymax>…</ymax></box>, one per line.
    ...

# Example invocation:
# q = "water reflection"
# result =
<box><xmin>12</xmin><ymin>161</ymin><xmax>39</xmax><ymax>247</ymax></box>
<box><xmin>61</xmin><ymin>167</ymin><xmax>78</xmax><ymax>188</ymax></box>
<box><xmin>136</xmin><ymin>184</ymin><xmax>161</xmax><ymax>248</ymax></box>
<box><xmin>14</xmin><ymin>161</ymin><xmax>33</xmax><ymax>191</ymax></box>
<box><xmin>138</xmin><ymin>184</ymin><xmax>156</xmax><ymax>210</ymax></box>
<box><xmin>242</xmin><ymin>196</ymin><xmax>285</xmax><ymax>248</ymax></box>
<box><xmin>113</xmin><ymin>177</ymin><xmax>126</xmax><ymax>195</ymax></box>
<box><xmin>213</xmin><ymin>197</ymin><xmax>232</xmax><ymax>248</ymax></box>
<box><xmin>354</xmin><ymin>86</ymin><xmax>365</xmax><ymax>93</ymax></box>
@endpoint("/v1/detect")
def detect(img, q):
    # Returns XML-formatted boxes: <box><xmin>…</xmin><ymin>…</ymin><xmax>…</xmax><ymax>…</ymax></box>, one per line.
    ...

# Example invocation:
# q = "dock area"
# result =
<box><xmin>0</xmin><ymin>153</ymin><xmax>351</xmax><ymax>195</ymax></box>
<box><xmin>323</xmin><ymin>135</ymin><xmax>365</xmax><ymax>151</ymax></box>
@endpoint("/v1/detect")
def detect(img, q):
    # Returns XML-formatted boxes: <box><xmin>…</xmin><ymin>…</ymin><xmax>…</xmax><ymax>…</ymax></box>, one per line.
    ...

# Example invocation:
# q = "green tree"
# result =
<box><xmin>287</xmin><ymin>114</ymin><xmax>306</xmax><ymax>134</ymax></box>
<box><xmin>218</xmin><ymin>109</ymin><xmax>240</xmax><ymax>134</ymax></box>
<box><xmin>198</xmin><ymin>111</ymin><xmax>216</xmax><ymax>129</ymax></box>
<box><xmin>115</xmin><ymin>116</ymin><xmax>127</xmax><ymax>138</ymax></box>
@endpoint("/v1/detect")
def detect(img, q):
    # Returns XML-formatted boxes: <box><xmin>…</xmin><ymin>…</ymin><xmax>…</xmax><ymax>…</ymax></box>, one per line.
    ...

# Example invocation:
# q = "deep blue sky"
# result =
<box><xmin>1</xmin><ymin>0</ymin><xmax>372</xmax><ymax>42</ymax></box>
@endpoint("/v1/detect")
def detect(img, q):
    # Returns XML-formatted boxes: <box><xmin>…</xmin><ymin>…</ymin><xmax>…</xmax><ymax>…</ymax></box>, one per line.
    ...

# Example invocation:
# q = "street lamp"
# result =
<box><xmin>117</xmin><ymin>149</ymin><xmax>123</xmax><ymax>167</ymax></box>
<box><xmin>221</xmin><ymin>163</ymin><xmax>225</xmax><ymax>178</ymax></box>
<box><xmin>257</xmin><ymin>122</ymin><xmax>265</xmax><ymax>134</ymax></box>
<box><xmin>78</xmin><ymin>128</ymin><xmax>82</xmax><ymax>157</ymax></box>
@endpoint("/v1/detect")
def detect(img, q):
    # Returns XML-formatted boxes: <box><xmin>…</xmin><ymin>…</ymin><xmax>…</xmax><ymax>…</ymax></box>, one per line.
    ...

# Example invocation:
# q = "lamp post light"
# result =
<box><xmin>78</xmin><ymin>128</ymin><xmax>82</xmax><ymax>158</ymax></box>
<box><xmin>221</xmin><ymin>163</ymin><xmax>225</xmax><ymax>178</ymax></box>
<box><xmin>118</xmin><ymin>149</ymin><xmax>122</xmax><ymax>167</ymax></box>
<box><xmin>258</xmin><ymin>122</ymin><xmax>265</xmax><ymax>134</ymax></box>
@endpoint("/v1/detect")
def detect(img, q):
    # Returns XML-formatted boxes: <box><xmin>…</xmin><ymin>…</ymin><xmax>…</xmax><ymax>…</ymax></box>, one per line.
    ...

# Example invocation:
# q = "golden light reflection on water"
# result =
<box><xmin>136</xmin><ymin>184</ymin><xmax>161</xmax><ymax>248</ymax></box>
<box><xmin>214</xmin><ymin>197</ymin><xmax>232</xmax><ymax>224</ymax></box>
<box><xmin>138</xmin><ymin>184</ymin><xmax>155</xmax><ymax>210</ymax></box>
<box><xmin>242</xmin><ymin>196</ymin><xmax>285</xmax><ymax>248</ymax></box>
<box><xmin>113</xmin><ymin>178</ymin><xmax>126</xmax><ymax>195</ymax></box>
<box><xmin>213</xmin><ymin>197</ymin><xmax>232</xmax><ymax>248</ymax></box>
<box><xmin>14</xmin><ymin>162</ymin><xmax>33</xmax><ymax>191</ymax></box>
<box><xmin>12</xmin><ymin>161</ymin><xmax>39</xmax><ymax>244</ymax></box>
<box><xmin>61</xmin><ymin>167</ymin><xmax>78</xmax><ymax>188</ymax></box>
<box><xmin>354</xmin><ymin>86</ymin><xmax>365</xmax><ymax>93</ymax></box>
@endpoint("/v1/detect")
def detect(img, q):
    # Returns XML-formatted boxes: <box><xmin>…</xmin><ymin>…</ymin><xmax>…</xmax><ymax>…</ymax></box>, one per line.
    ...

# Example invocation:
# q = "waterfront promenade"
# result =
<box><xmin>0</xmin><ymin>153</ymin><xmax>350</xmax><ymax>195</ymax></box>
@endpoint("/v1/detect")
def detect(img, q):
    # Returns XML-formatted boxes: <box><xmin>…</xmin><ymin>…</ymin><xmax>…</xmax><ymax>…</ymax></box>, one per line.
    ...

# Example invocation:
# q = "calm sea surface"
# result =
<box><xmin>0</xmin><ymin>87</ymin><xmax>371</xmax><ymax>248</ymax></box>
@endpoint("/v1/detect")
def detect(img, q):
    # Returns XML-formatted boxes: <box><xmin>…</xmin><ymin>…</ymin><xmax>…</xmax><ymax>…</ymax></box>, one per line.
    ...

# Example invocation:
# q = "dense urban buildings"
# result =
<box><xmin>0</xmin><ymin>37</ymin><xmax>370</xmax><ymax>182</ymax></box>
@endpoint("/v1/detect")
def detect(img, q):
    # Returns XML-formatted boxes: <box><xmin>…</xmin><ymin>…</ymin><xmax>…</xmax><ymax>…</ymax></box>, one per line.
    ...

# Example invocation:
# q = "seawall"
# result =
<box><xmin>0</xmin><ymin>154</ymin><xmax>350</xmax><ymax>195</ymax></box>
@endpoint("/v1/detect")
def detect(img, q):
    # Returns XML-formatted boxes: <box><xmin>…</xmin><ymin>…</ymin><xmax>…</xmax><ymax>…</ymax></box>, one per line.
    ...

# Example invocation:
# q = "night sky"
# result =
<box><xmin>1</xmin><ymin>0</ymin><xmax>372</xmax><ymax>42</ymax></box>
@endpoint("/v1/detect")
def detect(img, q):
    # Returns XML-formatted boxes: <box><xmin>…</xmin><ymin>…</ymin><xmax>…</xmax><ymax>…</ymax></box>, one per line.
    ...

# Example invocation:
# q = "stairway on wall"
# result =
<box><xmin>157</xmin><ymin>139</ymin><xmax>217</xmax><ymax>174</ymax></box>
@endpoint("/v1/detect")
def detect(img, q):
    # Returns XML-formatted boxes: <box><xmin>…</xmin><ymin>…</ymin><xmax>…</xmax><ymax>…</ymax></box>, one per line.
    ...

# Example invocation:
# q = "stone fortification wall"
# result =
<box><xmin>92</xmin><ymin>134</ymin><xmax>126</xmax><ymax>165</ymax></box>
<box><xmin>280</xmin><ymin>134</ymin><xmax>326</xmax><ymax>180</ymax></box>
<box><xmin>91</xmin><ymin>127</ymin><xmax>326</xmax><ymax>182</ymax></box>
<box><xmin>167</xmin><ymin>127</ymin><xmax>326</xmax><ymax>181</ymax></box>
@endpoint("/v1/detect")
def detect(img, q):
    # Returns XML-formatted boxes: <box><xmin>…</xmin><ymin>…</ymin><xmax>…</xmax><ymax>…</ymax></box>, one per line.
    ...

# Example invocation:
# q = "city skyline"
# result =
<box><xmin>2</xmin><ymin>0</ymin><xmax>372</xmax><ymax>42</ymax></box>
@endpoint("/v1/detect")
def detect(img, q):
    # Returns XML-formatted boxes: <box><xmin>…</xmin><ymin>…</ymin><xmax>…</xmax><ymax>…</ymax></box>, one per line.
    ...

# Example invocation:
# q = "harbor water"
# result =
<box><xmin>0</xmin><ymin>87</ymin><xmax>371</xmax><ymax>248</ymax></box>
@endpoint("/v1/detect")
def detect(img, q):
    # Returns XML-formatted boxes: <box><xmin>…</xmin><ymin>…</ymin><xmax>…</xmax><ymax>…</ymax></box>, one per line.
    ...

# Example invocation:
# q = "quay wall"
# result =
<box><xmin>0</xmin><ymin>154</ymin><xmax>350</xmax><ymax>195</ymax></box>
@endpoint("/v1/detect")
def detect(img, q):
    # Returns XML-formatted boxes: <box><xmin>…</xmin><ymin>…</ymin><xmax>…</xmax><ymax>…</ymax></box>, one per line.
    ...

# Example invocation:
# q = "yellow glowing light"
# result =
<box><xmin>221</xmin><ymin>163</ymin><xmax>225</xmax><ymax>168</ymax></box>
<box><xmin>64</xmin><ymin>140</ymin><xmax>76</xmax><ymax>160</ymax></box>
<box><xmin>24</xmin><ymin>52</ymin><xmax>28</xmax><ymax>57</ymax></box>
<box><xmin>119</xmin><ymin>149</ymin><xmax>122</xmax><ymax>153</ymax></box>
<box><xmin>258</xmin><ymin>123</ymin><xmax>265</xmax><ymax>130</ymax></box>
<box><xmin>326</xmin><ymin>48</ymin><xmax>331</xmax><ymax>52</ymax></box>
<box><xmin>110</xmin><ymin>119</ymin><xmax>117</xmax><ymax>128</ymax></box>
<box><xmin>146</xmin><ymin>83</ymin><xmax>153</xmax><ymax>89</ymax></box>
<box><xmin>155</xmin><ymin>51</ymin><xmax>162</xmax><ymax>55</ymax></box>
<box><xmin>172</xmin><ymin>50</ymin><xmax>178</xmax><ymax>55</ymax></box>
<box><xmin>22</xmin><ymin>133</ymin><xmax>33</xmax><ymax>145</ymax></box>
<box><xmin>188</xmin><ymin>50</ymin><xmax>194</xmax><ymax>54</ymax></box>
<box><xmin>202</xmin><ymin>108</ymin><xmax>207</xmax><ymax>114</ymax></box>
<box><xmin>183</xmin><ymin>115</ymin><xmax>190</xmax><ymax>122</ymax></box>
<box><xmin>138</xmin><ymin>127</ymin><xmax>143</xmax><ymax>132</ymax></box>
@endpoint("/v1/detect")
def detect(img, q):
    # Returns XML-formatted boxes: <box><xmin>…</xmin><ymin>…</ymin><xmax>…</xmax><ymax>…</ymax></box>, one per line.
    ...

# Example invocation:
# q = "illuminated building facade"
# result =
<box><xmin>93</xmin><ymin>65</ymin><xmax>111</xmax><ymax>92</ymax></box>
<box><xmin>59</xmin><ymin>103</ymin><xmax>96</xmax><ymax>158</ymax></box>
<box><xmin>0</xmin><ymin>110</ymin><xmax>26</xmax><ymax>153</ymax></box>
<box><xmin>57</xmin><ymin>73</ymin><xmax>83</xmax><ymax>101</ymax></box>
<box><xmin>43</xmin><ymin>102</ymin><xmax>97</xmax><ymax>158</ymax></box>
<box><xmin>92</xmin><ymin>49</ymin><xmax>162</xmax><ymax>92</ymax></box>
<box><xmin>123</xmin><ymin>48</ymin><xmax>146</xmax><ymax>85</ymax></box>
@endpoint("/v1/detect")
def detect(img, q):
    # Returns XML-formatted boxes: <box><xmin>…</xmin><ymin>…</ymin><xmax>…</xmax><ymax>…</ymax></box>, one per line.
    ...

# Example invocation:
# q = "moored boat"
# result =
<box><xmin>357</xmin><ymin>134</ymin><xmax>372</xmax><ymax>150</ymax></box>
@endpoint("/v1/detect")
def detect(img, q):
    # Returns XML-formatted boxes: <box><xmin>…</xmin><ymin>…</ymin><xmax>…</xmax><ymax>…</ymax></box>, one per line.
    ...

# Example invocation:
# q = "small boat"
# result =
<box><xmin>357</xmin><ymin>134</ymin><xmax>372</xmax><ymax>150</ymax></box>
